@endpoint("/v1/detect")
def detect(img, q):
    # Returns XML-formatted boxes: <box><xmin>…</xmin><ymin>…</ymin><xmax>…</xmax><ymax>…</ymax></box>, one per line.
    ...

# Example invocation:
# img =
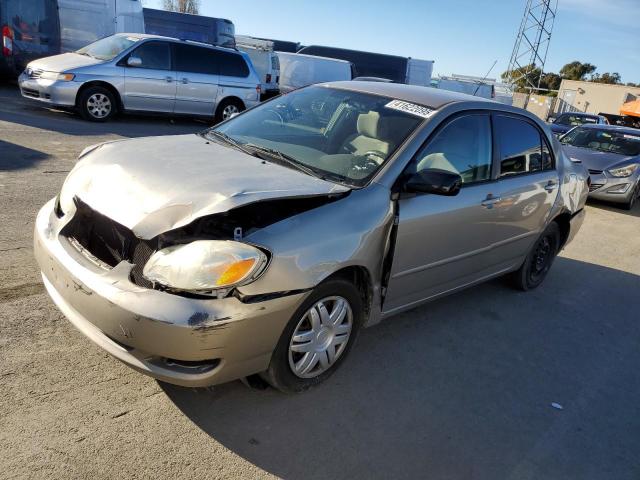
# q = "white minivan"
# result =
<box><xmin>277</xmin><ymin>52</ymin><xmax>353</xmax><ymax>93</ymax></box>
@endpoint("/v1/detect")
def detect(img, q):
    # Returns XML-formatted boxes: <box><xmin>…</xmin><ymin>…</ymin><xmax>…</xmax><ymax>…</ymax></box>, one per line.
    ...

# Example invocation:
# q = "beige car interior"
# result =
<box><xmin>342</xmin><ymin>111</ymin><xmax>393</xmax><ymax>161</ymax></box>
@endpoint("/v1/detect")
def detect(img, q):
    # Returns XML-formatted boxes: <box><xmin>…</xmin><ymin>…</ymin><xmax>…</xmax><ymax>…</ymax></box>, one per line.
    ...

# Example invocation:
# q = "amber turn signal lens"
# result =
<box><xmin>216</xmin><ymin>258</ymin><xmax>257</xmax><ymax>286</ymax></box>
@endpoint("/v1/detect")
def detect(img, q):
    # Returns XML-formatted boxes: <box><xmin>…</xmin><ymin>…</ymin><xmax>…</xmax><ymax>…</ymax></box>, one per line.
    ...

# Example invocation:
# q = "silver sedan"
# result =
<box><xmin>34</xmin><ymin>82</ymin><xmax>588</xmax><ymax>392</ymax></box>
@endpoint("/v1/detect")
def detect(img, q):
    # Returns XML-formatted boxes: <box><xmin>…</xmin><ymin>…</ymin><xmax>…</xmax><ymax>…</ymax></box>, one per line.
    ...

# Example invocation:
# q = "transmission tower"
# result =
<box><xmin>505</xmin><ymin>0</ymin><xmax>558</xmax><ymax>92</ymax></box>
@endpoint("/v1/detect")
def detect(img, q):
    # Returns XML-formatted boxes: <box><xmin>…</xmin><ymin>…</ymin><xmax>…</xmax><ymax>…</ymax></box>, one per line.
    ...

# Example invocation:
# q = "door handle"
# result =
<box><xmin>165</xmin><ymin>76</ymin><xmax>173</xmax><ymax>83</ymax></box>
<box><xmin>181</xmin><ymin>77</ymin><xmax>189</xmax><ymax>84</ymax></box>
<box><xmin>544</xmin><ymin>181</ymin><xmax>557</xmax><ymax>193</ymax></box>
<box><xmin>481</xmin><ymin>194</ymin><xmax>502</xmax><ymax>209</ymax></box>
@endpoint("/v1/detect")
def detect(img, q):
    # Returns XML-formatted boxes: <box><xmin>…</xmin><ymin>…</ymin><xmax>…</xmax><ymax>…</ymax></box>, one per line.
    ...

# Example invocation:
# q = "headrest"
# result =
<box><xmin>357</xmin><ymin>111</ymin><xmax>388</xmax><ymax>139</ymax></box>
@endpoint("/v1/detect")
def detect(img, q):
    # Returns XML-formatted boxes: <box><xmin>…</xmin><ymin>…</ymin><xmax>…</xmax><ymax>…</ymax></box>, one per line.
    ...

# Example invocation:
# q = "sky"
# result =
<box><xmin>145</xmin><ymin>0</ymin><xmax>640</xmax><ymax>84</ymax></box>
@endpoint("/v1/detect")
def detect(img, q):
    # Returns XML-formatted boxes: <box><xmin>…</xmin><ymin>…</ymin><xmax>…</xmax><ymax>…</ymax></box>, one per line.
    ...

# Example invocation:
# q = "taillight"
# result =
<box><xmin>2</xmin><ymin>25</ymin><xmax>13</xmax><ymax>57</ymax></box>
<box><xmin>256</xmin><ymin>84</ymin><xmax>261</xmax><ymax>95</ymax></box>
<box><xmin>266</xmin><ymin>74</ymin><xmax>272</xmax><ymax>83</ymax></box>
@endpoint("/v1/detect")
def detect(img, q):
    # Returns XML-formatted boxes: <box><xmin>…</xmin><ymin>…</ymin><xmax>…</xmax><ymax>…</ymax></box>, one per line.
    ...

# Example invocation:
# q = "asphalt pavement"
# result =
<box><xmin>1</xmin><ymin>85</ymin><xmax>639</xmax><ymax>480</ymax></box>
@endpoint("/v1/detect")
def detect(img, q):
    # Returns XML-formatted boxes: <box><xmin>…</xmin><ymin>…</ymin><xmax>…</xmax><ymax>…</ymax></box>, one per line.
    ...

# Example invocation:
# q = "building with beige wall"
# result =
<box><xmin>555</xmin><ymin>80</ymin><xmax>640</xmax><ymax>116</ymax></box>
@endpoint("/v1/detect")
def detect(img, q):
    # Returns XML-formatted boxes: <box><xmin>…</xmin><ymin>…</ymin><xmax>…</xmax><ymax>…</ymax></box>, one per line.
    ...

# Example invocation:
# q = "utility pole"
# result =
<box><xmin>505</xmin><ymin>0</ymin><xmax>558</xmax><ymax>93</ymax></box>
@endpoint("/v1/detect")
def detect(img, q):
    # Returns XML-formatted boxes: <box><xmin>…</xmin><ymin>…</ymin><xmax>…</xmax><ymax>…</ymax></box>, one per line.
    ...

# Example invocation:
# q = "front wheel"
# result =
<box><xmin>622</xmin><ymin>181</ymin><xmax>640</xmax><ymax>211</ymax></box>
<box><xmin>262</xmin><ymin>278</ymin><xmax>363</xmax><ymax>393</ymax></box>
<box><xmin>511</xmin><ymin>222</ymin><xmax>560</xmax><ymax>291</ymax></box>
<box><xmin>78</xmin><ymin>86</ymin><xmax>117</xmax><ymax>122</ymax></box>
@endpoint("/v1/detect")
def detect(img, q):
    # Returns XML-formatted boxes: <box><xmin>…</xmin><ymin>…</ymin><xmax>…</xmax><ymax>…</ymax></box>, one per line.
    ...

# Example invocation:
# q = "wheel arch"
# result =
<box><xmin>551</xmin><ymin>211</ymin><xmax>572</xmax><ymax>250</ymax></box>
<box><xmin>322</xmin><ymin>266</ymin><xmax>373</xmax><ymax>324</ymax></box>
<box><xmin>75</xmin><ymin>81</ymin><xmax>123</xmax><ymax>111</ymax></box>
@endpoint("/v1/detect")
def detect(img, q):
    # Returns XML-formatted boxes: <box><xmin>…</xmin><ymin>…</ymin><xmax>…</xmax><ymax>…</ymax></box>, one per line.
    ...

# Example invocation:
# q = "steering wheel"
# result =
<box><xmin>362</xmin><ymin>150</ymin><xmax>387</xmax><ymax>164</ymax></box>
<box><xmin>264</xmin><ymin>108</ymin><xmax>285</xmax><ymax>127</ymax></box>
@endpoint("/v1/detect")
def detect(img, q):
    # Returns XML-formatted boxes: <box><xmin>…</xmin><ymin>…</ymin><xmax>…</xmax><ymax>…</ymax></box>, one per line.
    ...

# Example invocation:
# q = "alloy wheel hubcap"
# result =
<box><xmin>87</xmin><ymin>93</ymin><xmax>111</xmax><ymax>118</ymax></box>
<box><xmin>222</xmin><ymin>105</ymin><xmax>239</xmax><ymax>120</ymax></box>
<box><xmin>288</xmin><ymin>296</ymin><xmax>353</xmax><ymax>379</ymax></box>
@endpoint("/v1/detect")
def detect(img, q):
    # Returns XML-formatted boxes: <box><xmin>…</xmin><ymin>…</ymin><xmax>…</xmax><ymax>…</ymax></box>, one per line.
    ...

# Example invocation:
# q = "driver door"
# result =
<box><xmin>383</xmin><ymin>113</ymin><xmax>502</xmax><ymax>313</ymax></box>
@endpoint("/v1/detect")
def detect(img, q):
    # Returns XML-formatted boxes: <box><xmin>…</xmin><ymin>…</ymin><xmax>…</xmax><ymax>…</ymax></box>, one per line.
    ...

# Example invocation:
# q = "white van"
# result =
<box><xmin>277</xmin><ymin>52</ymin><xmax>353</xmax><ymax>93</ymax></box>
<box><xmin>235</xmin><ymin>35</ymin><xmax>280</xmax><ymax>99</ymax></box>
<box><xmin>58</xmin><ymin>0</ymin><xmax>145</xmax><ymax>52</ymax></box>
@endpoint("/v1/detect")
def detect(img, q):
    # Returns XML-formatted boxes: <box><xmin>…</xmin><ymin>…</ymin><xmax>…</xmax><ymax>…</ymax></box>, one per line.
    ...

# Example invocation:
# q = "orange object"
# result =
<box><xmin>216</xmin><ymin>258</ymin><xmax>256</xmax><ymax>286</ymax></box>
<box><xmin>620</xmin><ymin>99</ymin><xmax>640</xmax><ymax>118</ymax></box>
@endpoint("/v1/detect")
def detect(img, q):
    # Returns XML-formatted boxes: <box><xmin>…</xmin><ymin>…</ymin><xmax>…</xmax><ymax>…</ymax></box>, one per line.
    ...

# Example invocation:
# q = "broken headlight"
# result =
<box><xmin>142</xmin><ymin>240</ymin><xmax>268</xmax><ymax>292</ymax></box>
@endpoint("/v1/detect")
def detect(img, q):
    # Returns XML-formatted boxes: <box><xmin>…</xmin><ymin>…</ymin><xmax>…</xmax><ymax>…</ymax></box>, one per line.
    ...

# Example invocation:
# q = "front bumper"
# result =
<box><xmin>588</xmin><ymin>171</ymin><xmax>638</xmax><ymax>204</ymax></box>
<box><xmin>34</xmin><ymin>198</ymin><xmax>308</xmax><ymax>387</ymax></box>
<box><xmin>18</xmin><ymin>73</ymin><xmax>80</xmax><ymax>107</ymax></box>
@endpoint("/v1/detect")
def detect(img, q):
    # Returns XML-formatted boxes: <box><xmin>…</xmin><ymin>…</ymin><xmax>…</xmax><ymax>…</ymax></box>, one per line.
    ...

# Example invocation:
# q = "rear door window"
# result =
<box><xmin>173</xmin><ymin>44</ymin><xmax>218</xmax><ymax>75</ymax></box>
<box><xmin>494</xmin><ymin>115</ymin><xmax>553</xmax><ymax>177</ymax></box>
<box><xmin>130</xmin><ymin>41</ymin><xmax>171</xmax><ymax>71</ymax></box>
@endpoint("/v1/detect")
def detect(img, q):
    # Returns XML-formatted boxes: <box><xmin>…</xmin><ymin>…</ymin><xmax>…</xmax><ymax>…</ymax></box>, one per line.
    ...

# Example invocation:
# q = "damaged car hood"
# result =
<box><xmin>60</xmin><ymin>134</ymin><xmax>350</xmax><ymax>239</ymax></box>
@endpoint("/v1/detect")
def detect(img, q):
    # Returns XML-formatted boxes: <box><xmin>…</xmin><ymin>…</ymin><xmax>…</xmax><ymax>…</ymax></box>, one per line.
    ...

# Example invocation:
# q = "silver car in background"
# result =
<box><xmin>34</xmin><ymin>82</ymin><xmax>588</xmax><ymax>392</ymax></box>
<box><xmin>560</xmin><ymin>124</ymin><xmax>640</xmax><ymax>210</ymax></box>
<box><xmin>18</xmin><ymin>33</ymin><xmax>261</xmax><ymax>122</ymax></box>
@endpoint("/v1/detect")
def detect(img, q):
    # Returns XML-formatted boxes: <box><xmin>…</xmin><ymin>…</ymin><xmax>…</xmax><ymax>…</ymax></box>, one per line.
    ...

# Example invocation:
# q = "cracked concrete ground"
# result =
<box><xmin>1</xmin><ymin>85</ymin><xmax>639</xmax><ymax>480</ymax></box>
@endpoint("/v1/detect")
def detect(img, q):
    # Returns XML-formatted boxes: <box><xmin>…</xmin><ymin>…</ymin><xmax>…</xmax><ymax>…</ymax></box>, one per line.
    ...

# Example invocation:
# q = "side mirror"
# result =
<box><xmin>127</xmin><ymin>56</ymin><xmax>142</xmax><ymax>67</ymax></box>
<box><xmin>404</xmin><ymin>169</ymin><xmax>462</xmax><ymax>196</ymax></box>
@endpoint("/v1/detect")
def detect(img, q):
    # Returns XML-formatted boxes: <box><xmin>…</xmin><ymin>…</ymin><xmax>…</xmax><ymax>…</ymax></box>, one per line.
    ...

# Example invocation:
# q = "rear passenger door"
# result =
<box><xmin>173</xmin><ymin>44</ymin><xmax>219</xmax><ymax>116</ymax></box>
<box><xmin>486</xmin><ymin>114</ymin><xmax>559</xmax><ymax>266</ymax></box>
<box><xmin>122</xmin><ymin>41</ymin><xmax>176</xmax><ymax>112</ymax></box>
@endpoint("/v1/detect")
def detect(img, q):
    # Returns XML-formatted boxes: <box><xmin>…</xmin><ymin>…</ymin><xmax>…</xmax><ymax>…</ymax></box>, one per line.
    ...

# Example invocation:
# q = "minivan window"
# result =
<box><xmin>130</xmin><ymin>41</ymin><xmax>171</xmax><ymax>70</ymax></box>
<box><xmin>556</xmin><ymin>114</ymin><xmax>598</xmax><ymax>126</ymax></box>
<box><xmin>414</xmin><ymin>114</ymin><xmax>492</xmax><ymax>184</ymax></box>
<box><xmin>495</xmin><ymin>116</ymin><xmax>551</xmax><ymax>176</ymax></box>
<box><xmin>174</xmin><ymin>44</ymin><xmax>218</xmax><ymax>75</ymax></box>
<box><xmin>216</xmin><ymin>50</ymin><xmax>249</xmax><ymax>77</ymax></box>
<box><xmin>77</xmin><ymin>35</ymin><xmax>138</xmax><ymax>61</ymax></box>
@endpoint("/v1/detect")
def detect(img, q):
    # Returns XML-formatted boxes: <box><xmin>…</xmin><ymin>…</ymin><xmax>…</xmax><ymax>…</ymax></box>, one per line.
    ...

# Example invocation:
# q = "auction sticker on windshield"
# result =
<box><xmin>385</xmin><ymin>100</ymin><xmax>436</xmax><ymax>119</ymax></box>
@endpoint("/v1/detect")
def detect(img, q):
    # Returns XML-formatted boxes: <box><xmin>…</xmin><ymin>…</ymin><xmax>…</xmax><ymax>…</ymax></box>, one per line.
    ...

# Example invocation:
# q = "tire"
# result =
<box><xmin>214</xmin><ymin>98</ymin><xmax>244</xmax><ymax>124</ymax></box>
<box><xmin>511</xmin><ymin>222</ymin><xmax>561</xmax><ymax>291</ymax></box>
<box><xmin>78</xmin><ymin>86</ymin><xmax>117</xmax><ymax>122</ymax></box>
<box><xmin>622</xmin><ymin>181</ymin><xmax>639</xmax><ymax>211</ymax></box>
<box><xmin>262</xmin><ymin>278</ymin><xmax>363</xmax><ymax>393</ymax></box>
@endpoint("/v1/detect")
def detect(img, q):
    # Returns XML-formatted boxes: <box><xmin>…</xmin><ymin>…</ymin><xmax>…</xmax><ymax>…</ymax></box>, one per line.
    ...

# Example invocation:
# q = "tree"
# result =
<box><xmin>590</xmin><ymin>72</ymin><xmax>622</xmax><ymax>85</ymax></box>
<box><xmin>559</xmin><ymin>61</ymin><xmax>596</xmax><ymax>81</ymax></box>
<box><xmin>163</xmin><ymin>0</ymin><xmax>200</xmax><ymax>14</ymax></box>
<box><xmin>501</xmin><ymin>64</ymin><xmax>542</xmax><ymax>93</ymax></box>
<box><xmin>540</xmin><ymin>72</ymin><xmax>561</xmax><ymax>92</ymax></box>
<box><xmin>627</xmin><ymin>82</ymin><xmax>639</xmax><ymax>88</ymax></box>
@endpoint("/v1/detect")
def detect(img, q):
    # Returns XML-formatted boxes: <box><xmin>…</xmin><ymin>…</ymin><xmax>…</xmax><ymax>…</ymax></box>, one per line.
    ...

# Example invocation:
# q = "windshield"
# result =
<box><xmin>211</xmin><ymin>86</ymin><xmax>425</xmax><ymax>186</ymax></box>
<box><xmin>561</xmin><ymin>127</ymin><xmax>640</xmax><ymax>156</ymax></box>
<box><xmin>76</xmin><ymin>35</ymin><xmax>138</xmax><ymax>61</ymax></box>
<box><xmin>556</xmin><ymin>114</ymin><xmax>598</xmax><ymax>127</ymax></box>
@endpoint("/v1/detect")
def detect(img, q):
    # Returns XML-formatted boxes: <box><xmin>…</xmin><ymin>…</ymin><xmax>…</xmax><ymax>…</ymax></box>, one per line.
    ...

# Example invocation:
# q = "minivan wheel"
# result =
<box><xmin>511</xmin><ymin>222</ymin><xmax>560</xmax><ymax>291</ymax></box>
<box><xmin>78</xmin><ymin>86</ymin><xmax>116</xmax><ymax>122</ymax></box>
<box><xmin>262</xmin><ymin>278</ymin><xmax>363</xmax><ymax>393</ymax></box>
<box><xmin>214</xmin><ymin>99</ymin><xmax>244</xmax><ymax>123</ymax></box>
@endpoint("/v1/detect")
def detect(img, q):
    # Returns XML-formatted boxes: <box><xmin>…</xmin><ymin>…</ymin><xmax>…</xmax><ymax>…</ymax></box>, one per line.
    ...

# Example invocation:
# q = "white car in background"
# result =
<box><xmin>276</xmin><ymin>52</ymin><xmax>353</xmax><ymax>93</ymax></box>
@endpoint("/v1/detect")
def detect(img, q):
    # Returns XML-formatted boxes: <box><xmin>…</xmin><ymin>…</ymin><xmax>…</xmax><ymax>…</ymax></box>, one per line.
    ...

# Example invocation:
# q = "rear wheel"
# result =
<box><xmin>214</xmin><ymin>98</ymin><xmax>244</xmax><ymax>124</ymax></box>
<box><xmin>511</xmin><ymin>222</ymin><xmax>560</xmax><ymax>291</ymax></box>
<box><xmin>78</xmin><ymin>86</ymin><xmax>117</xmax><ymax>122</ymax></box>
<box><xmin>262</xmin><ymin>278</ymin><xmax>363</xmax><ymax>393</ymax></box>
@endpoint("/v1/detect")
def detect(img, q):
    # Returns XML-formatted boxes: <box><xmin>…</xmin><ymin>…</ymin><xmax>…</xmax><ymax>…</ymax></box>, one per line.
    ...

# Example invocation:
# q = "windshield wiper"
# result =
<box><xmin>202</xmin><ymin>130</ymin><xmax>256</xmax><ymax>156</ymax></box>
<box><xmin>242</xmin><ymin>143</ymin><xmax>322</xmax><ymax>178</ymax></box>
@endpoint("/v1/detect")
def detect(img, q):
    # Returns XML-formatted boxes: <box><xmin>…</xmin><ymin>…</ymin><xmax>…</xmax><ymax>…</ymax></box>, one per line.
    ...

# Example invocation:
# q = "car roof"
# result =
<box><xmin>324</xmin><ymin>80</ymin><xmax>495</xmax><ymax>108</ymax></box>
<box><xmin>115</xmin><ymin>33</ymin><xmax>240</xmax><ymax>54</ymax></box>
<box><xmin>578</xmin><ymin>123</ymin><xmax>640</xmax><ymax>135</ymax></box>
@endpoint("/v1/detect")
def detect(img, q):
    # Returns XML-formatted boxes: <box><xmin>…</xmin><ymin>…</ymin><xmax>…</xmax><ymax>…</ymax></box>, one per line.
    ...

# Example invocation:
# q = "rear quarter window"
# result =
<box><xmin>216</xmin><ymin>50</ymin><xmax>249</xmax><ymax>77</ymax></box>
